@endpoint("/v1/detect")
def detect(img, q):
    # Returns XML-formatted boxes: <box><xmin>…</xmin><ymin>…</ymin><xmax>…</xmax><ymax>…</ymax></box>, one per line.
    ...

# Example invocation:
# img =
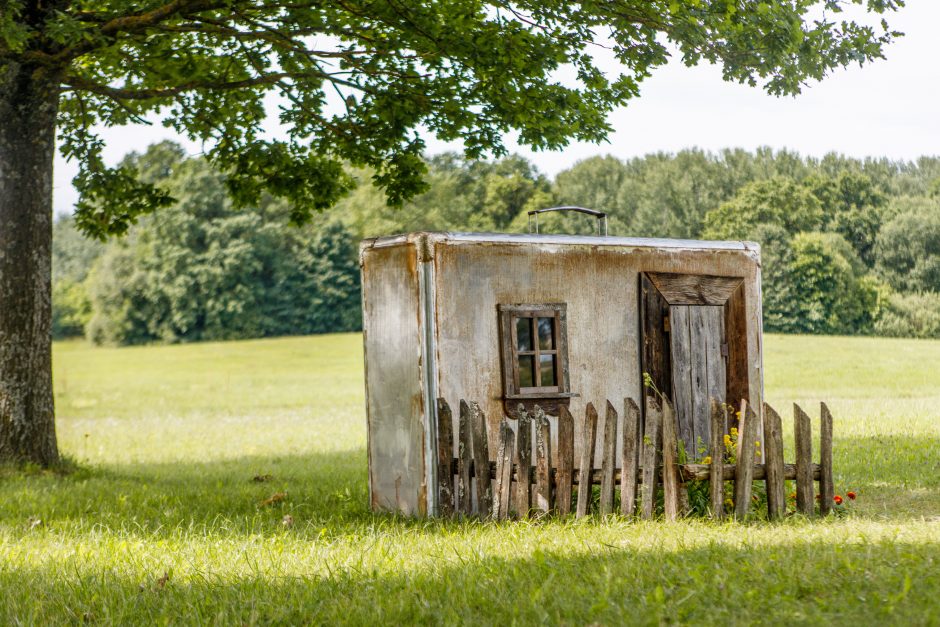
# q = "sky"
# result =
<box><xmin>52</xmin><ymin>2</ymin><xmax>940</xmax><ymax>213</ymax></box>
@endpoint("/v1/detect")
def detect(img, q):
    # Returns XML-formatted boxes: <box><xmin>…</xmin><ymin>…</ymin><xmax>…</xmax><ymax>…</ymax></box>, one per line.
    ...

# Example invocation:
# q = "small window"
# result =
<box><xmin>498</xmin><ymin>304</ymin><xmax>571</xmax><ymax>400</ymax></box>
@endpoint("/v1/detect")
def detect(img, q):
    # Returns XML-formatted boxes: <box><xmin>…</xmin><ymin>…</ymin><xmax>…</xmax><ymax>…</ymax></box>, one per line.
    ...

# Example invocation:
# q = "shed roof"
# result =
<box><xmin>360</xmin><ymin>231</ymin><xmax>760</xmax><ymax>257</ymax></box>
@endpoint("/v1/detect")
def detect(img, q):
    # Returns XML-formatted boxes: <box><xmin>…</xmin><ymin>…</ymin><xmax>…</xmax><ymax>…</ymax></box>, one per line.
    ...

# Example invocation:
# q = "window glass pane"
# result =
<box><xmin>537</xmin><ymin>317</ymin><xmax>554</xmax><ymax>350</ymax></box>
<box><xmin>516</xmin><ymin>317</ymin><xmax>532</xmax><ymax>351</ymax></box>
<box><xmin>518</xmin><ymin>355</ymin><xmax>535</xmax><ymax>388</ymax></box>
<box><xmin>539</xmin><ymin>354</ymin><xmax>556</xmax><ymax>387</ymax></box>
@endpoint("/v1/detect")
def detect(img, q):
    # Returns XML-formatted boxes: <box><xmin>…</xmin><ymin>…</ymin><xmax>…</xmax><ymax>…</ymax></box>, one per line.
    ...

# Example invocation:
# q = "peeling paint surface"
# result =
<box><xmin>361</xmin><ymin>243</ymin><xmax>427</xmax><ymax>515</ymax></box>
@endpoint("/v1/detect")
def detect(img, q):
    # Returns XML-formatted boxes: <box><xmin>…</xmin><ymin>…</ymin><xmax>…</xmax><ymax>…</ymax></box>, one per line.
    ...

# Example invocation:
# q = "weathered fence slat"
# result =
<box><xmin>709</xmin><ymin>398</ymin><xmax>725</xmax><ymax>519</ymax></box>
<box><xmin>794</xmin><ymin>403</ymin><xmax>814</xmax><ymax>515</ymax></box>
<box><xmin>599</xmin><ymin>401</ymin><xmax>618</xmax><ymax>515</ymax></box>
<box><xmin>534</xmin><ymin>407</ymin><xmax>553</xmax><ymax>514</ymax></box>
<box><xmin>762</xmin><ymin>402</ymin><xmax>786</xmax><ymax>520</ymax></box>
<box><xmin>641</xmin><ymin>397</ymin><xmax>663</xmax><ymax>520</ymax></box>
<box><xmin>661</xmin><ymin>398</ymin><xmax>681</xmax><ymax>521</ymax></box>
<box><xmin>681</xmin><ymin>462</ymin><xmax>822</xmax><ymax>482</ymax></box>
<box><xmin>733</xmin><ymin>400</ymin><xmax>757</xmax><ymax>520</ymax></box>
<box><xmin>620</xmin><ymin>398</ymin><xmax>640</xmax><ymax>517</ymax></box>
<box><xmin>469</xmin><ymin>401</ymin><xmax>493</xmax><ymax>517</ymax></box>
<box><xmin>437</xmin><ymin>397</ymin><xmax>833</xmax><ymax>522</ymax></box>
<box><xmin>435</xmin><ymin>398</ymin><xmax>455</xmax><ymax>517</ymax></box>
<box><xmin>576</xmin><ymin>402</ymin><xmax>598</xmax><ymax>518</ymax></box>
<box><xmin>493</xmin><ymin>419</ymin><xmax>515</xmax><ymax>520</ymax></box>
<box><xmin>556</xmin><ymin>405</ymin><xmax>575</xmax><ymax>516</ymax></box>
<box><xmin>819</xmin><ymin>402</ymin><xmax>834</xmax><ymax>516</ymax></box>
<box><xmin>457</xmin><ymin>400</ymin><xmax>473</xmax><ymax>515</ymax></box>
<box><xmin>514</xmin><ymin>405</ymin><xmax>531</xmax><ymax>517</ymax></box>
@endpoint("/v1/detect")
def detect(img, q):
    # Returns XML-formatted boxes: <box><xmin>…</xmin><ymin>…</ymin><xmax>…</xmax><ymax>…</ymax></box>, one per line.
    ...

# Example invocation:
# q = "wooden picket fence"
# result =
<box><xmin>435</xmin><ymin>396</ymin><xmax>835</xmax><ymax>520</ymax></box>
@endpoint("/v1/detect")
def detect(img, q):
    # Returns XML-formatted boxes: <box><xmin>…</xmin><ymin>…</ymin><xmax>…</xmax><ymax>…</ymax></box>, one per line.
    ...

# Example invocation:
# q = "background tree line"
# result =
<box><xmin>54</xmin><ymin>142</ymin><xmax>940</xmax><ymax>344</ymax></box>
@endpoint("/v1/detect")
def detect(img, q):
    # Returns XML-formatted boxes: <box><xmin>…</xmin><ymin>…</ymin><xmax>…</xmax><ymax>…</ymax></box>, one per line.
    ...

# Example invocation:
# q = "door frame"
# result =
<box><xmin>638</xmin><ymin>272</ymin><xmax>749</xmax><ymax>440</ymax></box>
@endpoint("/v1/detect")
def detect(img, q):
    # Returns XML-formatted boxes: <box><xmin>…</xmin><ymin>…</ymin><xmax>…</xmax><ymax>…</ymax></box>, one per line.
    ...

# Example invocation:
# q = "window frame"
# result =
<box><xmin>498</xmin><ymin>303</ymin><xmax>573</xmax><ymax>400</ymax></box>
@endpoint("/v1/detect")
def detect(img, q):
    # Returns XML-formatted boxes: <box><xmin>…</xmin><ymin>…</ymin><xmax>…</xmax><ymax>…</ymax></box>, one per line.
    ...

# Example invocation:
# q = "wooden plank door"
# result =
<box><xmin>640</xmin><ymin>272</ymin><xmax>747</xmax><ymax>458</ymax></box>
<box><xmin>668</xmin><ymin>305</ymin><xmax>726</xmax><ymax>457</ymax></box>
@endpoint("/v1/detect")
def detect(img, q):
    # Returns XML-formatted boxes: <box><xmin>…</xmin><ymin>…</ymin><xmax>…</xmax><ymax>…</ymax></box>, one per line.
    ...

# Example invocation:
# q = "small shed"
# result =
<box><xmin>360</xmin><ymin>215</ymin><xmax>764</xmax><ymax>516</ymax></box>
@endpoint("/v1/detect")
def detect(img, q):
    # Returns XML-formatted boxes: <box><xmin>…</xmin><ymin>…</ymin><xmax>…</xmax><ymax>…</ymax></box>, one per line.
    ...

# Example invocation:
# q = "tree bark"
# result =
<box><xmin>0</xmin><ymin>60</ymin><xmax>60</xmax><ymax>465</ymax></box>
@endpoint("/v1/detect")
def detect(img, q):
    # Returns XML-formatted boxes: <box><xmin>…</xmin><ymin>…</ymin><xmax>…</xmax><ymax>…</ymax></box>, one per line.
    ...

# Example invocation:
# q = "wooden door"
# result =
<box><xmin>640</xmin><ymin>272</ymin><xmax>748</xmax><ymax>457</ymax></box>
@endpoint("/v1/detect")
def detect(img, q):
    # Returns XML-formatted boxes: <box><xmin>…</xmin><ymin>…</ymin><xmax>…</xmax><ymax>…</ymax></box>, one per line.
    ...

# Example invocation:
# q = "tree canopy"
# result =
<box><xmin>54</xmin><ymin>143</ymin><xmax>940</xmax><ymax>345</ymax></box>
<box><xmin>0</xmin><ymin>0</ymin><xmax>907</xmax><ymax>465</ymax></box>
<box><xmin>3</xmin><ymin>0</ymin><xmax>902</xmax><ymax>236</ymax></box>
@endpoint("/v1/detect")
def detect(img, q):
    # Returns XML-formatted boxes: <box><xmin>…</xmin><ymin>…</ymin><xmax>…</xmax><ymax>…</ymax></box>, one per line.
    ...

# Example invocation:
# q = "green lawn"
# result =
<box><xmin>1</xmin><ymin>333</ymin><xmax>939</xmax><ymax>624</ymax></box>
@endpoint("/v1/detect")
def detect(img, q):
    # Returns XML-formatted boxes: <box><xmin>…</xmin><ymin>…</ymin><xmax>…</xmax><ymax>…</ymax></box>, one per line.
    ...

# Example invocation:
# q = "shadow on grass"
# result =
<box><xmin>1</xmin><ymin>432</ymin><xmax>938</xmax><ymax>538</ymax></box>
<box><xmin>2</xmin><ymin>535</ymin><xmax>938</xmax><ymax>624</ymax></box>
<box><xmin>0</xmin><ymin>448</ymin><xmax>375</xmax><ymax>536</ymax></box>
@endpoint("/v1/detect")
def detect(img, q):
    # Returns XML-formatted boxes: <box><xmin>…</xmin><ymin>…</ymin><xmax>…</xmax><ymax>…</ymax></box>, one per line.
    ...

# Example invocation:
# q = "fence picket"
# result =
<box><xmin>762</xmin><ymin>402</ymin><xmax>786</xmax><ymax>520</ymax></box>
<box><xmin>599</xmin><ymin>400</ymin><xmax>618</xmax><ymax>515</ymax></box>
<box><xmin>493</xmin><ymin>419</ymin><xmax>515</xmax><ymax>520</ymax></box>
<box><xmin>457</xmin><ymin>400</ymin><xmax>473</xmax><ymax>515</ymax></box>
<box><xmin>662</xmin><ymin>399</ymin><xmax>681</xmax><ymax>521</ymax></box>
<box><xmin>534</xmin><ymin>407</ymin><xmax>552</xmax><ymax>515</ymax></box>
<box><xmin>556</xmin><ymin>405</ymin><xmax>575</xmax><ymax>516</ymax></box>
<box><xmin>794</xmin><ymin>403</ymin><xmax>814</xmax><ymax>515</ymax></box>
<box><xmin>620</xmin><ymin>398</ymin><xmax>640</xmax><ymax>517</ymax></box>
<box><xmin>819</xmin><ymin>402</ymin><xmax>834</xmax><ymax>515</ymax></box>
<box><xmin>469</xmin><ymin>402</ymin><xmax>493</xmax><ymax>517</ymax></box>
<box><xmin>641</xmin><ymin>397</ymin><xmax>662</xmax><ymax>520</ymax></box>
<box><xmin>576</xmin><ymin>403</ymin><xmax>598</xmax><ymax>518</ymax></box>
<box><xmin>733</xmin><ymin>400</ymin><xmax>758</xmax><ymax>520</ymax></box>
<box><xmin>709</xmin><ymin>398</ymin><xmax>725</xmax><ymax>519</ymax></box>
<box><xmin>435</xmin><ymin>398</ymin><xmax>455</xmax><ymax>517</ymax></box>
<box><xmin>514</xmin><ymin>405</ymin><xmax>531</xmax><ymax>517</ymax></box>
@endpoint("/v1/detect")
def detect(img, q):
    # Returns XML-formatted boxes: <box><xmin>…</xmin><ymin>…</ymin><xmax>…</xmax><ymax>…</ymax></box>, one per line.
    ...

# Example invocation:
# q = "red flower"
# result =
<box><xmin>847</xmin><ymin>491</ymin><xmax>857</xmax><ymax>500</ymax></box>
<box><xmin>834</xmin><ymin>495</ymin><xmax>843</xmax><ymax>505</ymax></box>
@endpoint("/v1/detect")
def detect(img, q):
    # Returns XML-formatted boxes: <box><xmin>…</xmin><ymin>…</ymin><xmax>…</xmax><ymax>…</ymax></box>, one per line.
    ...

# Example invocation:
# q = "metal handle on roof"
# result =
<box><xmin>527</xmin><ymin>206</ymin><xmax>608</xmax><ymax>236</ymax></box>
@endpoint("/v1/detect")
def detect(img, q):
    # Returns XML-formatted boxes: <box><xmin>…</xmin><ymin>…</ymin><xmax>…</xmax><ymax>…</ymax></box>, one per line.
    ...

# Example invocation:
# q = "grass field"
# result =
<box><xmin>1</xmin><ymin>333</ymin><xmax>939</xmax><ymax>624</ymax></box>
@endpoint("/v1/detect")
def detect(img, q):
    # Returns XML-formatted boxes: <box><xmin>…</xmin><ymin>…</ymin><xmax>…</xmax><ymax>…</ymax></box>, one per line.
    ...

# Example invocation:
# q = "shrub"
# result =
<box><xmin>874</xmin><ymin>291</ymin><xmax>940</xmax><ymax>339</ymax></box>
<box><xmin>786</xmin><ymin>232</ymin><xmax>880</xmax><ymax>335</ymax></box>
<box><xmin>51</xmin><ymin>279</ymin><xmax>92</xmax><ymax>339</ymax></box>
<box><xmin>874</xmin><ymin>204</ymin><xmax>940</xmax><ymax>293</ymax></box>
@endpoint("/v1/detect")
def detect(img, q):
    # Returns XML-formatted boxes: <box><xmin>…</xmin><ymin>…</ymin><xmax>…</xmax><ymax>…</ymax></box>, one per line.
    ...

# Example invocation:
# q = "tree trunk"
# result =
<box><xmin>0</xmin><ymin>60</ymin><xmax>60</xmax><ymax>465</ymax></box>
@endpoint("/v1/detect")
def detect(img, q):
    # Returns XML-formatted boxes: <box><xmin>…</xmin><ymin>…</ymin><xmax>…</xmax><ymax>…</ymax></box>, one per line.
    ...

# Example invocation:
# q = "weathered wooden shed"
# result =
<box><xmin>361</xmin><ymin>216</ymin><xmax>764</xmax><ymax>516</ymax></box>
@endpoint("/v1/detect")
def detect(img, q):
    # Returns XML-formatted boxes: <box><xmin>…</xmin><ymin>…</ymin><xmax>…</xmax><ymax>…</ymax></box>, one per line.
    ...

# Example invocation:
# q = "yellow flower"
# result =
<box><xmin>730</xmin><ymin>427</ymin><xmax>738</xmax><ymax>436</ymax></box>
<box><xmin>755</xmin><ymin>441</ymin><xmax>761</xmax><ymax>448</ymax></box>
<box><xmin>723</xmin><ymin>434</ymin><xmax>732</xmax><ymax>446</ymax></box>
<box><xmin>702</xmin><ymin>456</ymin><xmax>712</xmax><ymax>465</ymax></box>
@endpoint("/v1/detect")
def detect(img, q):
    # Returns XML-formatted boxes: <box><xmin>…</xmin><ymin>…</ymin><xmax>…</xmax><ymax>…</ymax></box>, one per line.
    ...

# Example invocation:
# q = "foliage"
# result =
<box><xmin>874</xmin><ymin>291</ymin><xmax>940</xmax><ymax>339</ymax></box>
<box><xmin>702</xmin><ymin>176</ymin><xmax>824</xmax><ymax>240</ymax></box>
<box><xmin>51</xmin><ymin>279</ymin><xmax>91</xmax><ymax>339</ymax></box>
<box><xmin>804</xmin><ymin>171</ymin><xmax>888</xmax><ymax>265</ymax></box>
<box><xmin>875</xmin><ymin>205</ymin><xmax>940</xmax><ymax>293</ymax></box>
<box><xmin>0</xmin><ymin>0</ymin><xmax>900</xmax><ymax>237</ymax></box>
<box><xmin>84</xmin><ymin>153</ymin><xmax>361</xmax><ymax>345</ymax></box>
<box><xmin>52</xmin><ymin>143</ymin><xmax>940</xmax><ymax>343</ymax></box>
<box><xmin>51</xmin><ymin>215</ymin><xmax>103</xmax><ymax>338</ymax></box>
<box><xmin>786</xmin><ymin>232</ymin><xmax>880</xmax><ymax>335</ymax></box>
